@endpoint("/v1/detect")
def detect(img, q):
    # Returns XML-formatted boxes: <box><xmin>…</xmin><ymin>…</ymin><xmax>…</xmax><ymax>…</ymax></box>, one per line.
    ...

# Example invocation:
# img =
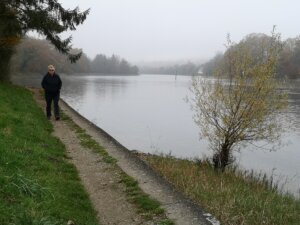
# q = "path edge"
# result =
<box><xmin>60</xmin><ymin>99</ymin><xmax>215</xmax><ymax>225</ymax></box>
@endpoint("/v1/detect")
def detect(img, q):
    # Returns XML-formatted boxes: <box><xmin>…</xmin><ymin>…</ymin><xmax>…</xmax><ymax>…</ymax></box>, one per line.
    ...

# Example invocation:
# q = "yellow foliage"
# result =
<box><xmin>190</xmin><ymin>29</ymin><xmax>288</xmax><ymax>169</ymax></box>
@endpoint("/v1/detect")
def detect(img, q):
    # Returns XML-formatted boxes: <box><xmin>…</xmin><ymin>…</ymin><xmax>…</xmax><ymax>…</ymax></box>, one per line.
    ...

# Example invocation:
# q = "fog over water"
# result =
<box><xmin>60</xmin><ymin>74</ymin><xmax>300</xmax><ymax>196</ymax></box>
<box><xmin>57</xmin><ymin>0</ymin><xmax>300</xmax><ymax>63</ymax></box>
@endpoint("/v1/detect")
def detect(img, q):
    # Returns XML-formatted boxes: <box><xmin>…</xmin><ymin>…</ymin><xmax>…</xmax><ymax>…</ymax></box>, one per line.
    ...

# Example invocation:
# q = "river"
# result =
<box><xmin>14</xmin><ymin>74</ymin><xmax>300</xmax><ymax>196</ymax></box>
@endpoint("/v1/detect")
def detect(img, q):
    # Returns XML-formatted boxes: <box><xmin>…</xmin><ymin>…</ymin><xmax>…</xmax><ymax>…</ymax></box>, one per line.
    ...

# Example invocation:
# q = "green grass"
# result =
<box><xmin>141</xmin><ymin>153</ymin><xmax>300</xmax><ymax>225</ymax></box>
<box><xmin>158</xmin><ymin>219</ymin><xmax>175</xmax><ymax>225</ymax></box>
<box><xmin>0</xmin><ymin>83</ymin><xmax>99</xmax><ymax>225</ymax></box>
<box><xmin>119</xmin><ymin>173</ymin><xmax>165</xmax><ymax>216</ymax></box>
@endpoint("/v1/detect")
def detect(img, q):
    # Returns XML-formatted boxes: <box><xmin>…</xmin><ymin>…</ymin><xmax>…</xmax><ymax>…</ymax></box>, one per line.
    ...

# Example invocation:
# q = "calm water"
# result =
<box><xmin>60</xmin><ymin>74</ymin><xmax>300</xmax><ymax>196</ymax></box>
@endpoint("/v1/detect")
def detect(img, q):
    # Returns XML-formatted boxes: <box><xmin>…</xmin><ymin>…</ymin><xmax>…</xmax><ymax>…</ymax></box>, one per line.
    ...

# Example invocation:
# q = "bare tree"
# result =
<box><xmin>190</xmin><ymin>29</ymin><xmax>288</xmax><ymax>170</ymax></box>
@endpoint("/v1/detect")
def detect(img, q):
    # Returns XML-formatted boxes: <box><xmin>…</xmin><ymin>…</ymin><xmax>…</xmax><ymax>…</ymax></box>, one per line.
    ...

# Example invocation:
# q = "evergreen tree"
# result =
<box><xmin>0</xmin><ymin>0</ymin><xmax>89</xmax><ymax>81</ymax></box>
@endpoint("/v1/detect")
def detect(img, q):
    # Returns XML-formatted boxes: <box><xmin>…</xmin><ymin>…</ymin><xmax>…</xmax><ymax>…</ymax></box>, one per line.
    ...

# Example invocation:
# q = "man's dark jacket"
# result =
<box><xmin>41</xmin><ymin>73</ymin><xmax>62</xmax><ymax>93</ymax></box>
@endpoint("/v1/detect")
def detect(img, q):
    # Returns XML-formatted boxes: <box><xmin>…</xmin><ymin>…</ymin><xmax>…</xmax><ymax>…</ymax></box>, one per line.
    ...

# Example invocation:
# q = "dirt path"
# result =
<box><xmin>33</xmin><ymin>89</ymin><xmax>152</xmax><ymax>225</ymax></box>
<box><xmin>32</xmin><ymin>89</ymin><xmax>215</xmax><ymax>225</ymax></box>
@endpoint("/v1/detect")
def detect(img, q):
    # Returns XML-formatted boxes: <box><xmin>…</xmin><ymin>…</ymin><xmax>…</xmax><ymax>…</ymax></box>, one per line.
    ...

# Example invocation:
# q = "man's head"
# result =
<box><xmin>48</xmin><ymin>65</ymin><xmax>55</xmax><ymax>75</ymax></box>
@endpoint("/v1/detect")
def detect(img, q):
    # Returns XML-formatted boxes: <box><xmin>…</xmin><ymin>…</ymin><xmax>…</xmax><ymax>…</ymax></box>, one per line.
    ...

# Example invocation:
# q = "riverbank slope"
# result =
<box><xmin>0</xmin><ymin>83</ymin><xmax>98</xmax><ymax>224</ymax></box>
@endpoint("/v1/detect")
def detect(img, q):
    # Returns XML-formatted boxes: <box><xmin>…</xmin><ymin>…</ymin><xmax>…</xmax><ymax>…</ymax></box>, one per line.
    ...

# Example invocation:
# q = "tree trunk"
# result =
<box><xmin>0</xmin><ymin>3</ymin><xmax>21</xmax><ymax>82</ymax></box>
<box><xmin>0</xmin><ymin>48</ymin><xmax>13</xmax><ymax>82</ymax></box>
<box><xmin>213</xmin><ymin>143</ymin><xmax>231</xmax><ymax>171</ymax></box>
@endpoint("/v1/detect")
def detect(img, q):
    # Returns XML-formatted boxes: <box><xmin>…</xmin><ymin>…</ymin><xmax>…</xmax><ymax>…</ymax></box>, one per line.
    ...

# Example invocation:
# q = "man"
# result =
<box><xmin>41</xmin><ymin>65</ymin><xmax>62</xmax><ymax>120</ymax></box>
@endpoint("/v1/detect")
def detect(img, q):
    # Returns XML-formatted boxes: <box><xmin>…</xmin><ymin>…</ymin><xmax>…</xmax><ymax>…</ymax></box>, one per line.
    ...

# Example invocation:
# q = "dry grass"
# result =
<box><xmin>140</xmin><ymin>153</ymin><xmax>300</xmax><ymax>225</ymax></box>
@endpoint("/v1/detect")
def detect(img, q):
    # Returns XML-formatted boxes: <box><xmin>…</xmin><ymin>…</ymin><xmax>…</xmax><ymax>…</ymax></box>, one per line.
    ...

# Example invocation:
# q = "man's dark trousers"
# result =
<box><xmin>45</xmin><ymin>91</ymin><xmax>60</xmax><ymax>118</ymax></box>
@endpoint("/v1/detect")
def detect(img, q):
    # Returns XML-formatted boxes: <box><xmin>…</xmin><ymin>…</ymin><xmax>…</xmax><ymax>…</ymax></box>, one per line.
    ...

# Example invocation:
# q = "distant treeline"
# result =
<box><xmin>90</xmin><ymin>54</ymin><xmax>138</xmax><ymax>75</ymax></box>
<box><xmin>12</xmin><ymin>37</ymin><xmax>139</xmax><ymax>75</ymax></box>
<box><xmin>201</xmin><ymin>33</ymin><xmax>300</xmax><ymax>79</ymax></box>
<box><xmin>140</xmin><ymin>62</ymin><xmax>200</xmax><ymax>75</ymax></box>
<box><xmin>12</xmin><ymin>34</ymin><xmax>300</xmax><ymax>79</ymax></box>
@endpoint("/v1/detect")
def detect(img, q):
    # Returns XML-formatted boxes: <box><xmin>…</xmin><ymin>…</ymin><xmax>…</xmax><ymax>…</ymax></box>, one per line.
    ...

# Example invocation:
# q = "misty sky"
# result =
<box><xmin>59</xmin><ymin>0</ymin><xmax>299</xmax><ymax>62</ymax></box>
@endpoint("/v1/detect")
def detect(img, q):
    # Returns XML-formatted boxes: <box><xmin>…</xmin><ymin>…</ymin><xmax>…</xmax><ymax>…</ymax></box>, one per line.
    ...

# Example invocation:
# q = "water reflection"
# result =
<box><xmin>61</xmin><ymin>75</ymin><xmax>300</xmax><ymax>196</ymax></box>
<box><xmin>61</xmin><ymin>75</ymin><xmax>203</xmax><ymax>156</ymax></box>
<box><xmin>15</xmin><ymin>74</ymin><xmax>300</xmax><ymax>196</ymax></box>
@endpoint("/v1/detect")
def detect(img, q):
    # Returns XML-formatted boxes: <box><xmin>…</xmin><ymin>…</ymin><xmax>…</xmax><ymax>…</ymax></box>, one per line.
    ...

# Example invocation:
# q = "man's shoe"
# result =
<box><xmin>55</xmin><ymin>117</ymin><xmax>60</xmax><ymax>121</ymax></box>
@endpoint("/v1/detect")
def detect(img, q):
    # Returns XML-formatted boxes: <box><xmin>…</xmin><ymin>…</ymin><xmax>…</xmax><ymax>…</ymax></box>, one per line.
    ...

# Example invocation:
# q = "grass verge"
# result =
<box><xmin>0</xmin><ymin>83</ymin><xmax>98</xmax><ymax>225</ymax></box>
<box><xmin>61</xmin><ymin>111</ymin><xmax>173</xmax><ymax>224</ymax></box>
<box><xmin>140</xmin><ymin>153</ymin><xmax>300</xmax><ymax>225</ymax></box>
<box><xmin>119</xmin><ymin>173</ymin><xmax>164</xmax><ymax>216</ymax></box>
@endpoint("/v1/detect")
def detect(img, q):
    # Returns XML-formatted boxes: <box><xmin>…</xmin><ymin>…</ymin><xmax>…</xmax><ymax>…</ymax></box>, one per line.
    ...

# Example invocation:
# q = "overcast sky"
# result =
<box><xmin>59</xmin><ymin>0</ymin><xmax>299</xmax><ymax>63</ymax></box>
